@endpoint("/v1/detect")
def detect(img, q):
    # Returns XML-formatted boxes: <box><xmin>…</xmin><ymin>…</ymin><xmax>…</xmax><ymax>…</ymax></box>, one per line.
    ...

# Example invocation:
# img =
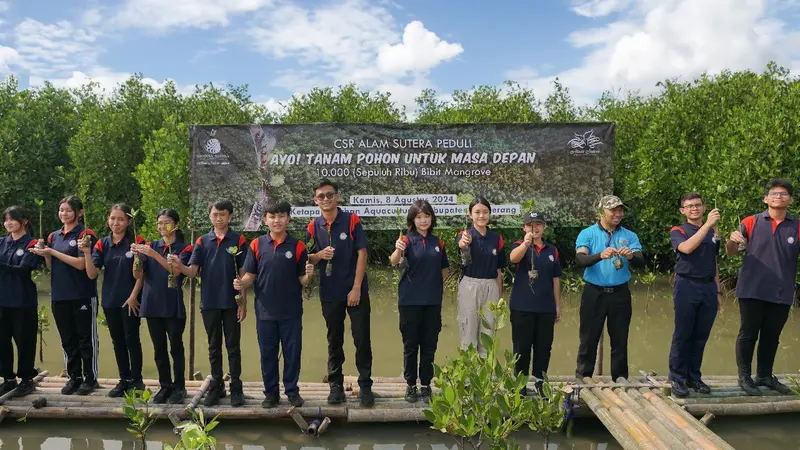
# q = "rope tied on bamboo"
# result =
<box><xmin>562</xmin><ymin>385</ymin><xmax>582</xmax><ymax>425</ymax></box>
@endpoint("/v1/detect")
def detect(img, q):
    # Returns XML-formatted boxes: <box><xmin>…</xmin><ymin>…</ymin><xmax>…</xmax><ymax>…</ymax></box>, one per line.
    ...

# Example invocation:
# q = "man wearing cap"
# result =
<box><xmin>509</xmin><ymin>211</ymin><xmax>562</xmax><ymax>396</ymax></box>
<box><xmin>574</xmin><ymin>195</ymin><xmax>645</xmax><ymax>381</ymax></box>
<box><xmin>668</xmin><ymin>193</ymin><xmax>722</xmax><ymax>398</ymax></box>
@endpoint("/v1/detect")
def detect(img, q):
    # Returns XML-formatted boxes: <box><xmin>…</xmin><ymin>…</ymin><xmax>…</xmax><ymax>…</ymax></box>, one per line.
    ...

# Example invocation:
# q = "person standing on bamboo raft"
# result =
<box><xmin>668</xmin><ymin>193</ymin><xmax>722</xmax><ymax>398</ymax></box>
<box><xmin>390</xmin><ymin>199</ymin><xmax>449</xmax><ymax>404</ymax></box>
<box><xmin>509</xmin><ymin>211</ymin><xmax>561</xmax><ymax>397</ymax></box>
<box><xmin>574</xmin><ymin>195</ymin><xmax>644</xmax><ymax>382</ymax></box>
<box><xmin>726</xmin><ymin>178</ymin><xmax>797</xmax><ymax>396</ymax></box>
<box><xmin>456</xmin><ymin>197</ymin><xmax>506</xmax><ymax>357</ymax></box>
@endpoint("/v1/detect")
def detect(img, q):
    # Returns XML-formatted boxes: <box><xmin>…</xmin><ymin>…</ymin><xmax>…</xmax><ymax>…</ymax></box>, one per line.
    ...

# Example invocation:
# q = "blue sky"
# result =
<box><xmin>1</xmin><ymin>0</ymin><xmax>799</xmax><ymax>113</ymax></box>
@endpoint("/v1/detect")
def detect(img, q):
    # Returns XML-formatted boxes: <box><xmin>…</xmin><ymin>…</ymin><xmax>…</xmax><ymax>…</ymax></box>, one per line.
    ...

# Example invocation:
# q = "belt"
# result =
<box><xmin>677</xmin><ymin>274</ymin><xmax>715</xmax><ymax>282</ymax></box>
<box><xmin>586</xmin><ymin>282</ymin><xmax>628</xmax><ymax>294</ymax></box>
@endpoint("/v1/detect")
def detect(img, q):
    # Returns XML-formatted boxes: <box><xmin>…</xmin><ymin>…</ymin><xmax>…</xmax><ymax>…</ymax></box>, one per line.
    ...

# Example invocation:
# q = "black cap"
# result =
<box><xmin>523</xmin><ymin>211</ymin><xmax>547</xmax><ymax>224</ymax></box>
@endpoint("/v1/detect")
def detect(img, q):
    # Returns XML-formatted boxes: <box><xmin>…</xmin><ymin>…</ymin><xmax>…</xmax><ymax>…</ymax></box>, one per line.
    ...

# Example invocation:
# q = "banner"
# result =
<box><xmin>189</xmin><ymin>123</ymin><xmax>615</xmax><ymax>231</ymax></box>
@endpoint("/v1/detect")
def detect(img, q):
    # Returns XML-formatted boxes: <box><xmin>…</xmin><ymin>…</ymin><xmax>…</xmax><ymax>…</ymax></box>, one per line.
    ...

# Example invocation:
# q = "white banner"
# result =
<box><xmin>349</xmin><ymin>194</ymin><xmax>457</xmax><ymax>205</ymax></box>
<box><xmin>290</xmin><ymin>204</ymin><xmax>521</xmax><ymax>218</ymax></box>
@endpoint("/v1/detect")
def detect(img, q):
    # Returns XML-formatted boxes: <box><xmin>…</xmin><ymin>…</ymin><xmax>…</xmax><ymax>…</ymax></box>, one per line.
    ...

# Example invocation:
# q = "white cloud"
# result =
<box><xmin>572</xmin><ymin>0</ymin><xmax>631</xmax><ymax>17</ymax></box>
<box><xmin>114</xmin><ymin>0</ymin><xmax>275</xmax><ymax>31</ymax></box>
<box><xmin>0</xmin><ymin>46</ymin><xmax>20</xmax><ymax>73</ymax></box>
<box><xmin>13</xmin><ymin>18</ymin><xmax>101</xmax><ymax>76</ymax></box>
<box><xmin>505</xmin><ymin>65</ymin><xmax>539</xmax><ymax>81</ymax></box>
<box><xmin>29</xmin><ymin>67</ymin><xmax>196</xmax><ymax>95</ymax></box>
<box><xmin>0</xmin><ymin>1</ymin><xmax>10</xmax><ymax>13</ymax></box>
<box><xmin>511</xmin><ymin>0</ymin><xmax>800</xmax><ymax>105</ymax></box>
<box><xmin>247</xmin><ymin>0</ymin><xmax>462</xmax><ymax>111</ymax></box>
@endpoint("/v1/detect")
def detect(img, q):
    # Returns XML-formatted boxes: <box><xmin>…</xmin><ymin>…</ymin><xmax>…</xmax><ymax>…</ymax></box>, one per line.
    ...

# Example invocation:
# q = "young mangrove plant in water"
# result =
<box><xmin>122</xmin><ymin>389</ymin><xmax>159</xmax><ymax>449</ymax></box>
<box><xmin>166</xmin><ymin>408</ymin><xmax>220</xmax><ymax>450</ymax></box>
<box><xmin>16</xmin><ymin>397</ymin><xmax>47</xmax><ymax>423</ymax></box>
<box><xmin>526</xmin><ymin>374</ymin><xmax>566</xmax><ymax>448</ymax></box>
<box><xmin>226</xmin><ymin>245</ymin><xmax>244</xmax><ymax>306</ymax></box>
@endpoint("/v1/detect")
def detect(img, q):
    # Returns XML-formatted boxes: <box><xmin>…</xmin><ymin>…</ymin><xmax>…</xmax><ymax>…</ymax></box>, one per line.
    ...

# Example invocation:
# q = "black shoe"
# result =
<box><xmin>0</xmin><ymin>379</ymin><xmax>17</xmax><ymax>396</ymax></box>
<box><xmin>288</xmin><ymin>393</ymin><xmax>304</xmax><ymax>407</ymax></box>
<box><xmin>687</xmin><ymin>379</ymin><xmax>711</xmax><ymax>395</ymax></box>
<box><xmin>671</xmin><ymin>379</ymin><xmax>690</xmax><ymax>398</ymax></box>
<box><xmin>359</xmin><ymin>385</ymin><xmax>375</xmax><ymax>407</ymax></box>
<box><xmin>61</xmin><ymin>378</ymin><xmax>82</xmax><ymax>395</ymax></box>
<box><xmin>755</xmin><ymin>375</ymin><xmax>793</xmax><ymax>395</ymax></box>
<box><xmin>168</xmin><ymin>387</ymin><xmax>186</xmax><ymax>404</ymax></box>
<box><xmin>420</xmin><ymin>385</ymin><xmax>432</xmax><ymax>403</ymax></box>
<box><xmin>203</xmin><ymin>380</ymin><xmax>225</xmax><ymax>407</ymax></box>
<box><xmin>262</xmin><ymin>393</ymin><xmax>279</xmax><ymax>408</ymax></box>
<box><xmin>327</xmin><ymin>383</ymin><xmax>345</xmax><ymax>405</ymax></box>
<box><xmin>76</xmin><ymin>379</ymin><xmax>99</xmax><ymax>396</ymax></box>
<box><xmin>405</xmin><ymin>385</ymin><xmax>418</xmax><ymax>403</ymax></box>
<box><xmin>534</xmin><ymin>380</ymin><xmax>544</xmax><ymax>397</ymax></box>
<box><xmin>109</xmin><ymin>380</ymin><xmax>129</xmax><ymax>398</ymax></box>
<box><xmin>230</xmin><ymin>388</ymin><xmax>244</xmax><ymax>407</ymax></box>
<box><xmin>519</xmin><ymin>386</ymin><xmax>528</xmax><ymax>398</ymax></box>
<box><xmin>738</xmin><ymin>376</ymin><xmax>762</xmax><ymax>396</ymax></box>
<box><xmin>153</xmin><ymin>386</ymin><xmax>172</xmax><ymax>404</ymax></box>
<box><xmin>12</xmin><ymin>379</ymin><xmax>35</xmax><ymax>398</ymax></box>
<box><xmin>129</xmin><ymin>379</ymin><xmax>146</xmax><ymax>391</ymax></box>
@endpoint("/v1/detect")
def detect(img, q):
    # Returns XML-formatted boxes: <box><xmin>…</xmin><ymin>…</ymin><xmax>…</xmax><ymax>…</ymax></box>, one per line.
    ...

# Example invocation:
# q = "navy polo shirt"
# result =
<box><xmin>510</xmin><ymin>241</ymin><xmax>562</xmax><ymax>313</ymax></box>
<box><xmin>670</xmin><ymin>223</ymin><xmax>719</xmax><ymax>279</ymax></box>
<box><xmin>139</xmin><ymin>239</ymin><xmax>193</xmax><ymax>319</ymax></box>
<box><xmin>306</xmin><ymin>209</ymin><xmax>369</xmax><ymax>302</ymax></box>
<box><xmin>735</xmin><ymin>211</ymin><xmax>800</xmax><ymax>305</ymax></box>
<box><xmin>47</xmin><ymin>224</ymin><xmax>98</xmax><ymax>301</ymax></box>
<box><xmin>398</xmin><ymin>231</ymin><xmax>450</xmax><ymax>306</ymax></box>
<box><xmin>92</xmin><ymin>234</ymin><xmax>145</xmax><ymax>308</ymax></box>
<box><xmin>188</xmin><ymin>230</ymin><xmax>248</xmax><ymax>311</ymax></box>
<box><xmin>243</xmin><ymin>234</ymin><xmax>307</xmax><ymax>320</ymax></box>
<box><xmin>575</xmin><ymin>223</ymin><xmax>642</xmax><ymax>287</ymax></box>
<box><xmin>456</xmin><ymin>226</ymin><xmax>506</xmax><ymax>279</ymax></box>
<box><xmin>0</xmin><ymin>234</ymin><xmax>42</xmax><ymax>308</ymax></box>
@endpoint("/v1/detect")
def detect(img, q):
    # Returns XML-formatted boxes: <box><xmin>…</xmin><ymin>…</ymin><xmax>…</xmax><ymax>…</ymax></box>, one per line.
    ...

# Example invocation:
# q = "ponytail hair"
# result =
<box><xmin>3</xmin><ymin>205</ymin><xmax>33</xmax><ymax>235</ymax></box>
<box><xmin>109</xmin><ymin>203</ymin><xmax>135</xmax><ymax>242</ymax></box>
<box><xmin>157</xmin><ymin>209</ymin><xmax>185</xmax><ymax>242</ymax></box>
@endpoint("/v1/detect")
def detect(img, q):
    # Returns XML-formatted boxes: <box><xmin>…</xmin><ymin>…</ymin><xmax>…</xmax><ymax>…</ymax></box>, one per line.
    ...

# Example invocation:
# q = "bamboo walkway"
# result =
<box><xmin>0</xmin><ymin>371</ymin><xmax>798</xmax><ymax>450</ymax></box>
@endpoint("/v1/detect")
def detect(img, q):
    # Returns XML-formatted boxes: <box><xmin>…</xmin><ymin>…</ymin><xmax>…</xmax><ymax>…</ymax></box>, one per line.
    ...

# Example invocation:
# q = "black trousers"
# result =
<box><xmin>322</xmin><ymin>295</ymin><xmax>373</xmax><ymax>387</ymax></box>
<box><xmin>576</xmin><ymin>283</ymin><xmax>632</xmax><ymax>381</ymax></box>
<box><xmin>147</xmin><ymin>317</ymin><xmax>186</xmax><ymax>389</ymax></box>
<box><xmin>735</xmin><ymin>298</ymin><xmax>791</xmax><ymax>379</ymax></box>
<box><xmin>201</xmin><ymin>308</ymin><xmax>242</xmax><ymax>382</ymax></box>
<box><xmin>104</xmin><ymin>306</ymin><xmax>143</xmax><ymax>382</ymax></box>
<box><xmin>0</xmin><ymin>306</ymin><xmax>38</xmax><ymax>380</ymax></box>
<box><xmin>511</xmin><ymin>310</ymin><xmax>556</xmax><ymax>380</ymax></box>
<box><xmin>399</xmin><ymin>304</ymin><xmax>442</xmax><ymax>386</ymax></box>
<box><xmin>668</xmin><ymin>277</ymin><xmax>717</xmax><ymax>383</ymax></box>
<box><xmin>52</xmin><ymin>298</ymin><xmax>99</xmax><ymax>382</ymax></box>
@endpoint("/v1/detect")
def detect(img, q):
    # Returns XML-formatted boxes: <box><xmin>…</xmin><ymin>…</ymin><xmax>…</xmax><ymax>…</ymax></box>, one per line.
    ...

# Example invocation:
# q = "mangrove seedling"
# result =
<box><xmin>80</xmin><ymin>209</ymin><xmax>93</xmax><ymax>249</ymax></box>
<box><xmin>16</xmin><ymin>397</ymin><xmax>47</xmax><ymax>423</ymax></box>
<box><xmin>396</xmin><ymin>208</ymin><xmax>409</xmax><ymax>274</ymax></box>
<box><xmin>526</xmin><ymin>374</ymin><xmax>566</xmax><ymax>448</ymax></box>
<box><xmin>165</xmin><ymin>408</ymin><xmax>220</xmax><ymax>450</ymax></box>
<box><xmin>37</xmin><ymin>305</ymin><xmax>49</xmax><ymax>363</ymax></box>
<box><xmin>325</xmin><ymin>223</ymin><xmax>335</xmax><ymax>277</ymax></box>
<box><xmin>166</xmin><ymin>224</ymin><xmax>178</xmax><ymax>289</ymax></box>
<box><xmin>459</xmin><ymin>223</ymin><xmax>472</xmax><ymax>267</ymax></box>
<box><xmin>227</xmin><ymin>245</ymin><xmax>244</xmax><ymax>306</ymax></box>
<box><xmin>127</xmin><ymin>209</ymin><xmax>143</xmax><ymax>272</ymax></box>
<box><xmin>303</xmin><ymin>239</ymin><xmax>316</xmax><ymax>301</ymax></box>
<box><xmin>122</xmin><ymin>388</ymin><xmax>159</xmax><ymax>449</ymax></box>
<box><xmin>34</xmin><ymin>199</ymin><xmax>46</xmax><ymax>249</ymax></box>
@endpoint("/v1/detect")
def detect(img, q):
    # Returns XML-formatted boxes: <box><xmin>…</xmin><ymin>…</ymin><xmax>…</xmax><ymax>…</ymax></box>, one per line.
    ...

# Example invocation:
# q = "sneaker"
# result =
<box><xmin>327</xmin><ymin>383</ymin><xmax>345</xmax><ymax>405</ymax></box>
<box><xmin>129</xmin><ymin>379</ymin><xmax>146</xmax><ymax>391</ymax></box>
<box><xmin>519</xmin><ymin>386</ymin><xmax>528</xmax><ymax>398</ymax></box>
<box><xmin>153</xmin><ymin>386</ymin><xmax>172</xmax><ymax>404</ymax></box>
<box><xmin>738</xmin><ymin>376</ymin><xmax>762</xmax><ymax>396</ymax></box>
<box><xmin>203</xmin><ymin>380</ymin><xmax>225</xmax><ymax>407</ymax></box>
<box><xmin>12</xmin><ymin>379</ymin><xmax>35</xmax><ymax>398</ymax></box>
<box><xmin>230</xmin><ymin>389</ymin><xmax>244</xmax><ymax>407</ymax></box>
<box><xmin>419</xmin><ymin>385</ymin><xmax>432</xmax><ymax>403</ymax></box>
<box><xmin>109</xmin><ymin>380</ymin><xmax>129</xmax><ymax>398</ymax></box>
<box><xmin>77</xmin><ymin>379</ymin><xmax>99</xmax><ymax>396</ymax></box>
<box><xmin>262</xmin><ymin>393</ymin><xmax>279</xmax><ymax>408</ymax></box>
<box><xmin>755</xmin><ymin>375</ymin><xmax>793</xmax><ymax>395</ymax></box>
<box><xmin>168</xmin><ymin>387</ymin><xmax>186</xmax><ymax>404</ymax></box>
<box><xmin>534</xmin><ymin>380</ymin><xmax>544</xmax><ymax>397</ymax></box>
<box><xmin>359</xmin><ymin>385</ymin><xmax>375</xmax><ymax>407</ymax></box>
<box><xmin>671</xmin><ymin>379</ymin><xmax>690</xmax><ymax>398</ymax></box>
<box><xmin>61</xmin><ymin>378</ymin><xmax>82</xmax><ymax>395</ymax></box>
<box><xmin>405</xmin><ymin>385</ymin><xmax>418</xmax><ymax>403</ymax></box>
<box><xmin>687</xmin><ymin>379</ymin><xmax>711</xmax><ymax>395</ymax></box>
<box><xmin>288</xmin><ymin>393</ymin><xmax>305</xmax><ymax>407</ymax></box>
<box><xmin>0</xmin><ymin>379</ymin><xmax>17</xmax><ymax>396</ymax></box>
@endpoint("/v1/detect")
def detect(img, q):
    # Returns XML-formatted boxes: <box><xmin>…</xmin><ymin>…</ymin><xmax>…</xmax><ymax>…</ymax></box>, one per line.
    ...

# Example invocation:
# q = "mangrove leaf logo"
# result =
<box><xmin>285</xmin><ymin>251</ymin><xmax>293</xmax><ymax>259</ymax></box>
<box><xmin>568</xmin><ymin>130</ymin><xmax>603</xmax><ymax>156</ymax></box>
<box><xmin>205</xmin><ymin>138</ymin><xmax>221</xmax><ymax>154</ymax></box>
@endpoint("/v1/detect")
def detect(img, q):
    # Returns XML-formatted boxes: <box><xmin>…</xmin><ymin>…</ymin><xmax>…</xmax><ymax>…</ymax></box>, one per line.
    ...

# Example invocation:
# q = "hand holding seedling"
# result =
<box><xmin>305</xmin><ymin>262</ymin><xmax>314</xmax><ymax>277</ymax></box>
<box><xmin>618</xmin><ymin>247</ymin><xmax>634</xmax><ymax>260</ymax></box>
<box><xmin>319</xmin><ymin>246</ymin><xmax>335</xmax><ymax>260</ymax></box>
<box><xmin>233</xmin><ymin>278</ymin><xmax>243</xmax><ymax>291</ymax></box>
<box><xmin>78</xmin><ymin>238</ymin><xmax>92</xmax><ymax>254</ymax></box>
<box><xmin>600</xmin><ymin>247</ymin><xmax>618</xmax><ymax>259</ymax></box>
<box><xmin>459</xmin><ymin>227</ymin><xmax>472</xmax><ymax>248</ymax></box>
<box><xmin>704</xmin><ymin>208</ymin><xmax>721</xmax><ymax>228</ymax></box>
<box><xmin>728</xmin><ymin>230</ymin><xmax>746</xmax><ymax>244</ymax></box>
<box><xmin>523</xmin><ymin>231</ymin><xmax>535</xmax><ymax>246</ymax></box>
<box><xmin>29</xmin><ymin>246</ymin><xmax>52</xmax><ymax>257</ymax></box>
<box><xmin>395</xmin><ymin>233</ymin><xmax>407</xmax><ymax>252</ymax></box>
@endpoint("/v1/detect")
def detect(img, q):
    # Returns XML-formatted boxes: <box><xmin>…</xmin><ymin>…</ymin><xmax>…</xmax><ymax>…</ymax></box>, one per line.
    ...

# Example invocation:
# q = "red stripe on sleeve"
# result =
<box><xmin>306</xmin><ymin>220</ymin><xmax>315</xmax><ymax>239</ymax></box>
<box><xmin>136</xmin><ymin>235</ymin><xmax>145</xmax><ymax>244</ymax></box>
<box><xmin>295</xmin><ymin>240</ymin><xmax>305</xmax><ymax>263</ymax></box>
<box><xmin>195</xmin><ymin>236</ymin><xmax>203</xmax><ymax>246</ymax></box>
<box><xmin>498</xmin><ymin>236</ymin><xmax>505</xmax><ymax>249</ymax></box>
<box><xmin>250</xmin><ymin>238</ymin><xmax>259</xmax><ymax>262</ymax></box>
<box><xmin>238</xmin><ymin>234</ymin><xmax>247</xmax><ymax>247</ymax></box>
<box><xmin>349</xmin><ymin>213</ymin><xmax>360</xmax><ymax>239</ymax></box>
<box><xmin>180</xmin><ymin>245</ymin><xmax>193</xmax><ymax>255</ymax></box>
<box><xmin>47</xmin><ymin>232</ymin><xmax>53</xmax><ymax>245</ymax></box>
<box><xmin>402</xmin><ymin>235</ymin><xmax>409</xmax><ymax>245</ymax></box>
<box><xmin>742</xmin><ymin>215</ymin><xmax>756</xmax><ymax>239</ymax></box>
<box><xmin>554</xmin><ymin>248</ymin><xmax>560</xmax><ymax>262</ymax></box>
<box><xmin>26</xmin><ymin>239</ymin><xmax>38</xmax><ymax>249</ymax></box>
<box><xmin>94</xmin><ymin>239</ymin><xmax>103</xmax><ymax>252</ymax></box>
<box><xmin>670</xmin><ymin>226</ymin><xmax>687</xmax><ymax>236</ymax></box>
<box><xmin>439</xmin><ymin>239</ymin><xmax>444</xmax><ymax>249</ymax></box>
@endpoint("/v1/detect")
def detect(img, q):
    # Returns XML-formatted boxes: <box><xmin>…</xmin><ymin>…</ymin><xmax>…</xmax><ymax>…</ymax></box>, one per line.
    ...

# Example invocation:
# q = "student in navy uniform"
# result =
<box><xmin>456</xmin><ymin>197</ymin><xmax>506</xmax><ymax>357</ymax></box>
<box><xmin>0</xmin><ymin>206</ymin><xmax>43</xmax><ymax>398</ymax></box>
<box><xmin>131</xmin><ymin>209</ymin><xmax>192</xmax><ymax>404</ymax></box>
<box><xmin>668</xmin><ymin>193</ymin><xmax>722</xmax><ymax>398</ymax></box>
<box><xmin>727</xmin><ymin>178</ymin><xmax>798</xmax><ymax>396</ymax></box>
<box><xmin>306</xmin><ymin>179</ymin><xmax>374</xmax><ymax>406</ymax></box>
<box><xmin>508</xmin><ymin>212</ymin><xmax>561</xmax><ymax>396</ymax></box>
<box><xmin>390</xmin><ymin>199</ymin><xmax>449</xmax><ymax>404</ymax></box>
<box><xmin>83</xmin><ymin>203</ymin><xmax>145</xmax><ymax>398</ymax></box>
<box><xmin>30</xmin><ymin>196</ymin><xmax>99</xmax><ymax>396</ymax></box>
<box><xmin>171</xmin><ymin>200</ymin><xmax>248</xmax><ymax>407</ymax></box>
<box><xmin>233</xmin><ymin>201</ymin><xmax>314</xmax><ymax>408</ymax></box>
<box><xmin>574</xmin><ymin>195</ymin><xmax>645</xmax><ymax>382</ymax></box>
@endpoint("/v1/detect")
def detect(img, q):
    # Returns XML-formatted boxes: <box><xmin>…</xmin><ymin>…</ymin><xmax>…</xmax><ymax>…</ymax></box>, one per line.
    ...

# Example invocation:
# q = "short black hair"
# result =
<box><xmin>406</xmin><ymin>199</ymin><xmax>437</xmax><ymax>233</ymax></box>
<box><xmin>264</xmin><ymin>200</ymin><xmax>291</xmax><ymax>216</ymax></box>
<box><xmin>468</xmin><ymin>196</ymin><xmax>491</xmax><ymax>213</ymax></box>
<box><xmin>765</xmin><ymin>178</ymin><xmax>793</xmax><ymax>197</ymax></box>
<box><xmin>3</xmin><ymin>205</ymin><xmax>33</xmax><ymax>235</ymax></box>
<box><xmin>209</xmin><ymin>200</ymin><xmax>234</xmax><ymax>215</ymax></box>
<box><xmin>680</xmin><ymin>193</ymin><xmax>703</xmax><ymax>206</ymax></box>
<box><xmin>315</xmin><ymin>178</ymin><xmax>338</xmax><ymax>193</ymax></box>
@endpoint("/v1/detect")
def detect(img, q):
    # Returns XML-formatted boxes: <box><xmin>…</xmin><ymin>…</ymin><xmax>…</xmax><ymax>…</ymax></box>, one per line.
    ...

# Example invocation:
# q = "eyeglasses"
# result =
<box><xmin>767</xmin><ymin>192</ymin><xmax>790</xmax><ymax>198</ymax></box>
<box><xmin>681</xmin><ymin>204</ymin><xmax>704</xmax><ymax>210</ymax></box>
<box><xmin>315</xmin><ymin>192</ymin><xmax>336</xmax><ymax>200</ymax></box>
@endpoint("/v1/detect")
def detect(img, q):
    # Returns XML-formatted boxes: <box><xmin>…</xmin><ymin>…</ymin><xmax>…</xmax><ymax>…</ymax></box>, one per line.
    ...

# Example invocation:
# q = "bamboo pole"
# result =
<box><xmin>0</xmin><ymin>406</ymin><xmax>7</xmax><ymax>424</ymax></box>
<box><xmin>627</xmin><ymin>388</ymin><xmax>707</xmax><ymax>449</ymax></box>
<box><xmin>635</xmin><ymin>389</ymin><xmax>720</xmax><ymax>450</ymax></box>
<box><xmin>612</xmin><ymin>382</ymin><xmax>691</xmax><ymax>450</ymax></box>
<box><xmin>0</xmin><ymin>405</ymin><xmax>349</xmax><ymax>420</ymax></box>
<box><xmin>586</xmin><ymin>381</ymin><xmax>668</xmax><ymax>450</ymax></box>
<box><xmin>676</xmin><ymin>395</ymin><xmax>799</xmax><ymax>405</ymax></box>
<box><xmin>187</xmin><ymin>375</ymin><xmax>213</xmax><ymax>409</ymax></box>
<box><xmin>347</xmin><ymin>407</ymin><xmax>427</xmax><ymax>422</ymax></box>
<box><xmin>579</xmin><ymin>386</ymin><xmax>640</xmax><ymax>450</ymax></box>
<box><xmin>700</xmin><ymin>412</ymin><xmax>714</xmax><ymax>426</ymax></box>
<box><xmin>683</xmin><ymin>400</ymin><xmax>800</xmax><ymax>416</ymax></box>
<box><xmin>0</xmin><ymin>370</ymin><xmax>49</xmax><ymax>405</ymax></box>
<box><xmin>640</xmin><ymin>388</ymin><xmax>735</xmax><ymax>450</ymax></box>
